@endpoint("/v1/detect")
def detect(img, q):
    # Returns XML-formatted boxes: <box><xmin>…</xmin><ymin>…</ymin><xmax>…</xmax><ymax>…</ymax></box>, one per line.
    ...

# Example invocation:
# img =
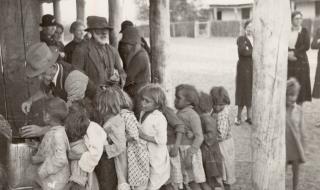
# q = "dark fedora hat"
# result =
<box><xmin>120</xmin><ymin>20</ymin><xmax>134</xmax><ymax>33</ymax></box>
<box><xmin>120</xmin><ymin>26</ymin><xmax>141</xmax><ymax>45</ymax></box>
<box><xmin>40</xmin><ymin>14</ymin><xmax>57</xmax><ymax>27</ymax></box>
<box><xmin>85</xmin><ymin>16</ymin><xmax>113</xmax><ymax>31</ymax></box>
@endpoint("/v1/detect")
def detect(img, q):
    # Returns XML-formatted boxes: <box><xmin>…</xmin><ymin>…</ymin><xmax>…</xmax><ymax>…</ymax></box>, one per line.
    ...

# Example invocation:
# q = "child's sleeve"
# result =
<box><xmin>38</xmin><ymin>131</ymin><xmax>69</xmax><ymax>179</ymax></box>
<box><xmin>121</xmin><ymin>111</ymin><xmax>140</xmax><ymax>141</ymax></box>
<box><xmin>79</xmin><ymin>122</ymin><xmax>106</xmax><ymax>173</ymax></box>
<box><xmin>163</xmin><ymin>107</ymin><xmax>185</xmax><ymax>134</ymax></box>
<box><xmin>189</xmin><ymin>113</ymin><xmax>204</xmax><ymax>153</ymax></box>
<box><xmin>152</xmin><ymin>113</ymin><xmax>168</xmax><ymax>145</ymax></box>
<box><xmin>104</xmin><ymin>121</ymin><xmax>126</xmax><ymax>159</ymax></box>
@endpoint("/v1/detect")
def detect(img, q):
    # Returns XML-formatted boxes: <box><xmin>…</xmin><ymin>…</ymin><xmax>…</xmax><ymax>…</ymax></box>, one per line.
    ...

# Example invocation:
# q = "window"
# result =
<box><xmin>241</xmin><ymin>8</ymin><xmax>251</xmax><ymax>19</ymax></box>
<box><xmin>217</xmin><ymin>11</ymin><xmax>222</xmax><ymax>20</ymax></box>
<box><xmin>316</xmin><ymin>1</ymin><xmax>320</xmax><ymax>17</ymax></box>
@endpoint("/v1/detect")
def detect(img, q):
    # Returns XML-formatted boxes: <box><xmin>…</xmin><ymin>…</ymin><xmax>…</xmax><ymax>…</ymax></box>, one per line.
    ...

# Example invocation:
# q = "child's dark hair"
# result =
<box><xmin>44</xmin><ymin>97</ymin><xmax>68</xmax><ymax>124</ymax></box>
<box><xmin>96</xmin><ymin>86</ymin><xmax>122</xmax><ymax>123</ymax></box>
<box><xmin>210</xmin><ymin>86</ymin><xmax>230</xmax><ymax>105</ymax></box>
<box><xmin>176</xmin><ymin>84</ymin><xmax>199</xmax><ymax>107</ymax></box>
<box><xmin>198</xmin><ymin>91</ymin><xmax>213</xmax><ymax>114</ymax></box>
<box><xmin>65</xmin><ymin>100</ymin><xmax>90</xmax><ymax>142</ymax></box>
<box><xmin>139</xmin><ymin>84</ymin><xmax>167</xmax><ymax>111</ymax></box>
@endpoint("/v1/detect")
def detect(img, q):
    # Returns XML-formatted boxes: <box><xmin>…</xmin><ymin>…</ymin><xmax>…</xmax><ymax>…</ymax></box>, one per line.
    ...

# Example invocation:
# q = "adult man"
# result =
<box><xmin>72</xmin><ymin>16</ymin><xmax>126</xmax><ymax>87</ymax></box>
<box><xmin>21</xmin><ymin>42</ymin><xmax>95</xmax><ymax>137</ymax></box>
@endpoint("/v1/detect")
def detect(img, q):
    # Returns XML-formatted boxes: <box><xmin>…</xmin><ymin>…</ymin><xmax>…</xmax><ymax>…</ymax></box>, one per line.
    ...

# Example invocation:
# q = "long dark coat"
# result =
<box><xmin>288</xmin><ymin>28</ymin><xmax>311</xmax><ymax>104</ymax></box>
<box><xmin>311</xmin><ymin>28</ymin><xmax>320</xmax><ymax>98</ymax></box>
<box><xmin>72</xmin><ymin>39</ymin><xmax>126</xmax><ymax>87</ymax></box>
<box><xmin>235</xmin><ymin>35</ymin><xmax>253</xmax><ymax>107</ymax></box>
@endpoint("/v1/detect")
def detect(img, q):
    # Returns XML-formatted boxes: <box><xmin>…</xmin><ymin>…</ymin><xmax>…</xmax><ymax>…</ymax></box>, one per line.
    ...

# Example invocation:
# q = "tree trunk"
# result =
<box><xmin>251</xmin><ymin>0</ymin><xmax>290</xmax><ymax>189</ymax></box>
<box><xmin>108</xmin><ymin>0</ymin><xmax>123</xmax><ymax>48</ymax></box>
<box><xmin>53</xmin><ymin>0</ymin><xmax>62</xmax><ymax>23</ymax></box>
<box><xmin>76</xmin><ymin>0</ymin><xmax>85</xmax><ymax>22</ymax></box>
<box><xmin>0</xmin><ymin>0</ymin><xmax>43</xmax><ymax>135</ymax></box>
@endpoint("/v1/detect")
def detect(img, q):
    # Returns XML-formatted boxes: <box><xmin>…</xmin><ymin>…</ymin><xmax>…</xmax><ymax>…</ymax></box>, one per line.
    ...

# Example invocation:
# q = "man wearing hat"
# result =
<box><xmin>119</xmin><ymin>20</ymin><xmax>151</xmax><ymax>61</ymax></box>
<box><xmin>20</xmin><ymin>42</ymin><xmax>96</xmax><ymax>137</ymax></box>
<box><xmin>40</xmin><ymin>14</ymin><xmax>58</xmax><ymax>46</ymax></box>
<box><xmin>120</xmin><ymin>26</ymin><xmax>151</xmax><ymax>116</ymax></box>
<box><xmin>72</xmin><ymin>16</ymin><xmax>126</xmax><ymax>88</ymax></box>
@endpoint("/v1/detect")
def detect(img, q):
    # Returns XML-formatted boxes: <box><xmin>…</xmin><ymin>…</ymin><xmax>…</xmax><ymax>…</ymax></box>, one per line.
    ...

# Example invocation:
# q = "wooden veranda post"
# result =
<box><xmin>53</xmin><ymin>0</ymin><xmax>62</xmax><ymax>23</ymax></box>
<box><xmin>251</xmin><ymin>0</ymin><xmax>290</xmax><ymax>189</ymax></box>
<box><xmin>76</xmin><ymin>0</ymin><xmax>86</xmax><ymax>22</ymax></box>
<box><xmin>149</xmin><ymin>0</ymin><xmax>170</xmax><ymax>85</ymax></box>
<box><xmin>108</xmin><ymin>0</ymin><xmax>123</xmax><ymax>48</ymax></box>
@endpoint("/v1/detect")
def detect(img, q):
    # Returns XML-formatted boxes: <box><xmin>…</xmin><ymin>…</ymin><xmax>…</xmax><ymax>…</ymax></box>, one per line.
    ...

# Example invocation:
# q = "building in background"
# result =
<box><xmin>200</xmin><ymin>0</ymin><xmax>253</xmax><ymax>21</ymax></box>
<box><xmin>292</xmin><ymin>0</ymin><xmax>320</xmax><ymax>18</ymax></box>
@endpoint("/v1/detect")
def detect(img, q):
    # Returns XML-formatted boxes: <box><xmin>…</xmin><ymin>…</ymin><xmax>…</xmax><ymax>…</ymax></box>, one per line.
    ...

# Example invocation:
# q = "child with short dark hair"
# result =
<box><xmin>210</xmin><ymin>87</ymin><xmax>236</xmax><ymax>190</ymax></box>
<box><xmin>96</xmin><ymin>86</ymin><xmax>129</xmax><ymax>190</ymax></box>
<box><xmin>31</xmin><ymin>97</ymin><xmax>70</xmax><ymax>190</ymax></box>
<box><xmin>65</xmin><ymin>100</ymin><xmax>103</xmax><ymax>190</ymax></box>
<box><xmin>198</xmin><ymin>92</ymin><xmax>223</xmax><ymax>190</ymax></box>
<box><xmin>286</xmin><ymin>78</ymin><xmax>306</xmax><ymax>190</ymax></box>
<box><xmin>174</xmin><ymin>84</ymin><xmax>206</xmax><ymax>190</ymax></box>
<box><xmin>138</xmin><ymin>84</ymin><xmax>170</xmax><ymax>190</ymax></box>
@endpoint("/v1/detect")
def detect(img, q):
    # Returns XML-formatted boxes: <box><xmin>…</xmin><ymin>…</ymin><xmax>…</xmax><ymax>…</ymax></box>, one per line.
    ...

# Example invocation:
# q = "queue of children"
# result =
<box><xmin>25</xmin><ymin>83</ymin><xmax>236</xmax><ymax>190</ymax></box>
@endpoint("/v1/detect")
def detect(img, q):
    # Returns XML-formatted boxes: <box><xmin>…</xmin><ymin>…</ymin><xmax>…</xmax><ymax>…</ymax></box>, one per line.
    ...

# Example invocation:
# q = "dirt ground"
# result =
<box><xmin>168</xmin><ymin>37</ymin><xmax>320</xmax><ymax>190</ymax></box>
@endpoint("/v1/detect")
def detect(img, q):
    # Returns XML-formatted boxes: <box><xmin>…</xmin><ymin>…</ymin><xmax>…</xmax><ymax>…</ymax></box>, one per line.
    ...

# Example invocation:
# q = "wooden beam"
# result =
<box><xmin>53</xmin><ymin>0</ymin><xmax>62</xmax><ymax>23</ymax></box>
<box><xmin>76</xmin><ymin>0</ymin><xmax>86</xmax><ymax>22</ymax></box>
<box><xmin>108</xmin><ymin>0</ymin><xmax>123</xmax><ymax>48</ymax></box>
<box><xmin>251</xmin><ymin>0</ymin><xmax>290</xmax><ymax>189</ymax></box>
<box><xmin>149</xmin><ymin>0</ymin><xmax>170</xmax><ymax>85</ymax></box>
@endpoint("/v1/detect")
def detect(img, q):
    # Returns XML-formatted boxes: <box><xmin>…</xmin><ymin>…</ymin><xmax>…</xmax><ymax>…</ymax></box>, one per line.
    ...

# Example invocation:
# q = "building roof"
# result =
<box><xmin>201</xmin><ymin>0</ymin><xmax>253</xmax><ymax>6</ymax></box>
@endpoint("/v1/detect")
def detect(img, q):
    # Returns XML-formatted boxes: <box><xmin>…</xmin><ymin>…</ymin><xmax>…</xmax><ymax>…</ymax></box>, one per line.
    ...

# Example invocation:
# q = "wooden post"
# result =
<box><xmin>53</xmin><ymin>0</ymin><xmax>62</xmax><ymax>23</ymax></box>
<box><xmin>251</xmin><ymin>0</ymin><xmax>290</xmax><ymax>189</ymax></box>
<box><xmin>108</xmin><ymin>0</ymin><xmax>123</xmax><ymax>48</ymax></box>
<box><xmin>76</xmin><ymin>0</ymin><xmax>86</xmax><ymax>22</ymax></box>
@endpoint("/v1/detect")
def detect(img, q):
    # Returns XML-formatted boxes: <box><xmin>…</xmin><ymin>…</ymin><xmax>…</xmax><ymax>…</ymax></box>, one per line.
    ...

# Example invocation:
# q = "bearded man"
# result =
<box><xmin>72</xmin><ymin>16</ymin><xmax>126</xmax><ymax>88</ymax></box>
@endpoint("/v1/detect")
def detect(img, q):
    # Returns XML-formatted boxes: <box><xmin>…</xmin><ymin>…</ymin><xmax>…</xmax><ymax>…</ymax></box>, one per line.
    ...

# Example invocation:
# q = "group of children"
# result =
<box><xmin>29</xmin><ymin>83</ymin><xmax>236</xmax><ymax>190</ymax></box>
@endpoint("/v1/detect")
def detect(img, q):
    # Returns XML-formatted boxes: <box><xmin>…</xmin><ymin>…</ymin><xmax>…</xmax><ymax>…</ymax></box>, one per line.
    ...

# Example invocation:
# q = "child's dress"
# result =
<box><xmin>103</xmin><ymin>115</ymin><xmax>129</xmax><ymax>190</ymax></box>
<box><xmin>33</xmin><ymin>126</ymin><xmax>70</xmax><ymax>190</ymax></box>
<box><xmin>177</xmin><ymin>106</ymin><xmax>206</xmax><ymax>185</ymax></box>
<box><xmin>120</xmin><ymin>109</ymin><xmax>149</xmax><ymax>188</ymax></box>
<box><xmin>200</xmin><ymin>113</ymin><xmax>222</xmax><ymax>179</ymax></box>
<box><xmin>140</xmin><ymin>110</ymin><xmax>170</xmax><ymax>190</ymax></box>
<box><xmin>286</xmin><ymin>104</ymin><xmax>306</xmax><ymax>163</ymax></box>
<box><xmin>214</xmin><ymin>106</ymin><xmax>236</xmax><ymax>185</ymax></box>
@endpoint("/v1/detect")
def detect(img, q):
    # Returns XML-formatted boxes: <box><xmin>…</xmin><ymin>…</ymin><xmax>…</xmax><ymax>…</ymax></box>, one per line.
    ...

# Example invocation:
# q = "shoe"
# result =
<box><xmin>235</xmin><ymin>118</ymin><xmax>241</xmax><ymax>126</ymax></box>
<box><xmin>245</xmin><ymin>118</ymin><xmax>252</xmax><ymax>125</ymax></box>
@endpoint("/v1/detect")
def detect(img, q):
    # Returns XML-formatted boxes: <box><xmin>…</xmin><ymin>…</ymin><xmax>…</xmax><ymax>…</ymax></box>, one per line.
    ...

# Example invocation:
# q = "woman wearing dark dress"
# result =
<box><xmin>311</xmin><ymin>28</ymin><xmax>320</xmax><ymax>98</ymax></box>
<box><xmin>64</xmin><ymin>21</ymin><xmax>85</xmax><ymax>63</ymax></box>
<box><xmin>235</xmin><ymin>20</ymin><xmax>253</xmax><ymax>125</ymax></box>
<box><xmin>288</xmin><ymin>11</ymin><xmax>311</xmax><ymax>105</ymax></box>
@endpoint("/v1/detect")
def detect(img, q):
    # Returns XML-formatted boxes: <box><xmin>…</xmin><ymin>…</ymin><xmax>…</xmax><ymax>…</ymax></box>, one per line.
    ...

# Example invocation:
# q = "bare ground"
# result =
<box><xmin>168</xmin><ymin>37</ymin><xmax>320</xmax><ymax>190</ymax></box>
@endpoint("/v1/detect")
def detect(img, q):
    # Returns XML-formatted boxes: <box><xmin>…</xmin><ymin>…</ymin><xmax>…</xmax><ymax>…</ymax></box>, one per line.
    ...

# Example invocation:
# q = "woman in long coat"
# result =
<box><xmin>235</xmin><ymin>20</ymin><xmax>253</xmax><ymax>125</ymax></box>
<box><xmin>311</xmin><ymin>28</ymin><xmax>320</xmax><ymax>98</ymax></box>
<box><xmin>288</xmin><ymin>11</ymin><xmax>311</xmax><ymax>104</ymax></box>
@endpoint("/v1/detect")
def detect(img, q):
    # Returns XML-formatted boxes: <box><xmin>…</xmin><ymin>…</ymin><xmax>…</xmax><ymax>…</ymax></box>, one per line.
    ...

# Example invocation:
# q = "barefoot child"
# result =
<box><xmin>286</xmin><ymin>78</ymin><xmax>306</xmax><ymax>190</ymax></box>
<box><xmin>138</xmin><ymin>84</ymin><xmax>170</xmax><ymax>190</ymax></box>
<box><xmin>174</xmin><ymin>84</ymin><xmax>206</xmax><ymax>190</ymax></box>
<box><xmin>210</xmin><ymin>87</ymin><xmax>236</xmax><ymax>190</ymax></box>
<box><xmin>31</xmin><ymin>97</ymin><xmax>70</xmax><ymax>190</ymax></box>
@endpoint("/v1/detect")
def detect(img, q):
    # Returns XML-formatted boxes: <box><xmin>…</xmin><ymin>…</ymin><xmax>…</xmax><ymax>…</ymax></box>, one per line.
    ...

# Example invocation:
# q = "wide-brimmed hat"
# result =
<box><xmin>40</xmin><ymin>14</ymin><xmax>57</xmax><ymax>27</ymax></box>
<box><xmin>85</xmin><ymin>16</ymin><xmax>113</xmax><ymax>31</ymax></box>
<box><xmin>26</xmin><ymin>43</ymin><xmax>59</xmax><ymax>78</ymax></box>
<box><xmin>120</xmin><ymin>26</ymin><xmax>141</xmax><ymax>45</ymax></box>
<box><xmin>120</xmin><ymin>20</ymin><xmax>133</xmax><ymax>33</ymax></box>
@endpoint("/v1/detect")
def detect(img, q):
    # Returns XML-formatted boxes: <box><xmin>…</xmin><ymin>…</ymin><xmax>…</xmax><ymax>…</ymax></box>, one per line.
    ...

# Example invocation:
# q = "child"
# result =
<box><xmin>210</xmin><ymin>87</ymin><xmax>236</xmax><ymax>190</ymax></box>
<box><xmin>174</xmin><ymin>84</ymin><xmax>206</xmax><ymax>190</ymax></box>
<box><xmin>31</xmin><ymin>97</ymin><xmax>70</xmax><ymax>190</ymax></box>
<box><xmin>96</xmin><ymin>86</ymin><xmax>129</xmax><ymax>190</ymax></box>
<box><xmin>286</xmin><ymin>78</ymin><xmax>306</xmax><ymax>190</ymax></box>
<box><xmin>65</xmin><ymin>100</ymin><xmax>103</xmax><ymax>190</ymax></box>
<box><xmin>198</xmin><ymin>92</ymin><xmax>223</xmax><ymax>190</ymax></box>
<box><xmin>116</xmin><ymin>87</ymin><xmax>150</xmax><ymax>189</ymax></box>
<box><xmin>138</xmin><ymin>84</ymin><xmax>170</xmax><ymax>190</ymax></box>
